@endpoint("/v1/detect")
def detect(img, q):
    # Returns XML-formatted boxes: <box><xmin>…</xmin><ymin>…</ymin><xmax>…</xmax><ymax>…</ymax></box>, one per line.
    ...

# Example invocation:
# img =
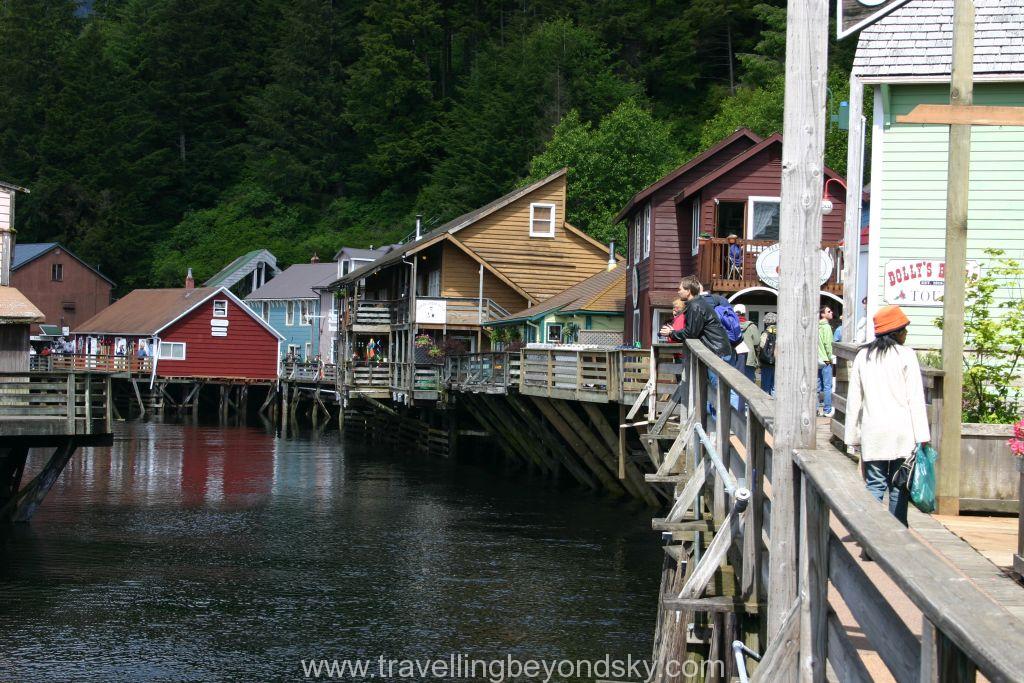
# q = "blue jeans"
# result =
<box><xmin>760</xmin><ymin>365</ymin><xmax>775</xmax><ymax>396</ymax></box>
<box><xmin>864</xmin><ymin>459</ymin><xmax>909</xmax><ymax>526</ymax></box>
<box><xmin>817</xmin><ymin>362</ymin><xmax>833</xmax><ymax>413</ymax></box>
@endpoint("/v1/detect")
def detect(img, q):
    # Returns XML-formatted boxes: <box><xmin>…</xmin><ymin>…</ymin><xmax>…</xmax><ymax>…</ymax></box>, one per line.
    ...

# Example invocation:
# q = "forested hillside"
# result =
<box><xmin>0</xmin><ymin>0</ymin><xmax>856</xmax><ymax>291</ymax></box>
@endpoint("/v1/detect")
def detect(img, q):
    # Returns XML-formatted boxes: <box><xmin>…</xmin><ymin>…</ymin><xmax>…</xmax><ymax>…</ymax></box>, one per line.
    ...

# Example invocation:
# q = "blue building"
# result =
<box><xmin>245</xmin><ymin>260</ymin><xmax>337</xmax><ymax>361</ymax></box>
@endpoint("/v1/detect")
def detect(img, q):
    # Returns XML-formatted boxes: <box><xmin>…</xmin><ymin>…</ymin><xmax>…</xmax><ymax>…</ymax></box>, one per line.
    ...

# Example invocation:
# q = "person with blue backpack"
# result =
<box><xmin>659</xmin><ymin>276</ymin><xmax>731</xmax><ymax>357</ymax></box>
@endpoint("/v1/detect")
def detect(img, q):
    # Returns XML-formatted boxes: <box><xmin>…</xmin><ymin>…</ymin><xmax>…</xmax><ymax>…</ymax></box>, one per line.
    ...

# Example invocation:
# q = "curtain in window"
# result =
<box><xmin>751</xmin><ymin>202</ymin><xmax>780</xmax><ymax>240</ymax></box>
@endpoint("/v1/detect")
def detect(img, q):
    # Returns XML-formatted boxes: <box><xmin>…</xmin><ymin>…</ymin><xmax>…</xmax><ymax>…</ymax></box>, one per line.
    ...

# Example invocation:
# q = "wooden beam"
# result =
<box><xmin>548</xmin><ymin>399</ymin><xmax>641</xmax><ymax>500</ymax></box>
<box><xmin>581</xmin><ymin>402</ymin><xmax>661</xmax><ymax>507</ymax></box>
<box><xmin>896</xmin><ymin>103</ymin><xmax>1024</xmax><ymax>126</ymax></box>
<box><xmin>798</xmin><ymin>478</ymin><xmax>829</xmax><ymax>682</ymax></box>
<box><xmin>751</xmin><ymin>598</ymin><xmax>801</xmax><ymax>683</ymax></box>
<box><xmin>842</xmin><ymin>75</ymin><xmax>865</xmax><ymax>342</ymax></box>
<box><xmin>937</xmin><ymin>0</ymin><xmax>975</xmax><ymax>517</ymax></box>
<box><xmin>506</xmin><ymin>395</ymin><xmax>600</xmax><ymax>491</ymax></box>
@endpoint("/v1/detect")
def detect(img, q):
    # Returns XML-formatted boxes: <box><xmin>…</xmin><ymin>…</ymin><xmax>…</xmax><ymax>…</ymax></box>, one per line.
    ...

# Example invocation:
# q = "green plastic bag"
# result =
<box><xmin>910</xmin><ymin>443</ymin><xmax>937</xmax><ymax>513</ymax></box>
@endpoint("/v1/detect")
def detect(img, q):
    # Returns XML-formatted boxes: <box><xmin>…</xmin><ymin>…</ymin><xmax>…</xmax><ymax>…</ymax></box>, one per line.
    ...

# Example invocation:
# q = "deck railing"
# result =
<box><xmin>640</xmin><ymin>341</ymin><xmax>1024</xmax><ymax>681</ymax></box>
<box><xmin>519</xmin><ymin>347</ymin><xmax>619</xmax><ymax>403</ymax></box>
<box><xmin>0</xmin><ymin>372</ymin><xmax>112</xmax><ymax>436</ymax></box>
<box><xmin>353</xmin><ymin>299</ymin><xmax>394</xmax><ymax>328</ymax></box>
<box><xmin>31</xmin><ymin>354</ymin><xmax>153</xmax><ymax>375</ymax></box>
<box><xmin>281</xmin><ymin>359</ymin><xmax>337</xmax><ymax>384</ymax></box>
<box><xmin>445</xmin><ymin>352</ymin><xmax>521</xmax><ymax>392</ymax></box>
<box><xmin>346</xmin><ymin>361</ymin><xmax>391</xmax><ymax>392</ymax></box>
<box><xmin>695</xmin><ymin>237</ymin><xmax>844</xmax><ymax>295</ymax></box>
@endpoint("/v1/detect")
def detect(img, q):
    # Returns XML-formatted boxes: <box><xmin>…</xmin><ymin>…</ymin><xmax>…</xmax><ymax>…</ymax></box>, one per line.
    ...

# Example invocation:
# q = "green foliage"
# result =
<box><xmin>527</xmin><ymin>99</ymin><xmax>681</xmax><ymax>249</ymax></box>
<box><xmin>934</xmin><ymin>249</ymin><xmax>1024</xmax><ymax>424</ymax></box>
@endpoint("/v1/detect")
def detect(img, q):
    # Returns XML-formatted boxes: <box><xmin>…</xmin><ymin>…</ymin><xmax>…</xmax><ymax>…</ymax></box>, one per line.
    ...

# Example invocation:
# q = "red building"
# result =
<box><xmin>617</xmin><ymin>129</ymin><xmax>847</xmax><ymax>346</ymax></box>
<box><xmin>11</xmin><ymin>242</ymin><xmax>114</xmax><ymax>335</ymax></box>
<box><xmin>73</xmin><ymin>285</ymin><xmax>283</xmax><ymax>380</ymax></box>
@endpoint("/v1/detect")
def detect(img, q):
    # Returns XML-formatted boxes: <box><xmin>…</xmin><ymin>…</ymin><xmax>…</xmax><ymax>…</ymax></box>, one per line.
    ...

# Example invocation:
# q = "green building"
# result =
<box><xmin>490</xmin><ymin>266</ymin><xmax>625</xmax><ymax>346</ymax></box>
<box><xmin>852</xmin><ymin>0</ymin><xmax>1024</xmax><ymax>348</ymax></box>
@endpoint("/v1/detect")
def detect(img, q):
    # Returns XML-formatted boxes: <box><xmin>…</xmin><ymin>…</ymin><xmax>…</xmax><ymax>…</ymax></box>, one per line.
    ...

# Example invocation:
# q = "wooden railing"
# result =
<box><xmin>414</xmin><ymin>297</ymin><xmax>511</xmax><ymax>326</ymax></box>
<box><xmin>638</xmin><ymin>341</ymin><xmax>1024</xmax><ymax>681</ymax></box>
<box><xmin>0</xmin><ymin>372</ymin><xmax>112</xmax><ymax>436</ymax></box>
<box><xmin>519</xmin><ymin>347</ymin><xmax>619</xmax><ymax>403</ymax></box>
<box><xmin>390</xmin><ymin>362</ymin><xmax>442</xmax><ymax>395</ymax></box>
<box><xmin>696</xmin><ymin>237</ymin><xmax>844</xmax><ymax>294</ymax></box>
<box><xmin>281</xmin><ymin>359</ymin><xmax>337</xmax><ymax>384</ymax></box>
<box><xmin>445</xmin><ymin>352</ymin><xmax>521</xmax><ymax>393</ymax></box>
<box><xmin>353</xmin><ymin>299</ymin><xmax>394</xmax><ymax>328</ymax></box>
<box><xmin>345</xmin><ymin>361</ymin><xmax>390</xmax><ymax>392</ymax></box>
<box><xmin>31</xmin><ymin>354</ymin><xmax>153</xmax><ymax>375</ymax></box>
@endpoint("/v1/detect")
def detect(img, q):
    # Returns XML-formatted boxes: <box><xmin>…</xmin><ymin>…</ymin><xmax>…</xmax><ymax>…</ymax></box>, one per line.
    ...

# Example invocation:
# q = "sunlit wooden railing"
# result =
<box><xmin>0</xmin><ymin>372</ymin><xmax>112</xmax><ymax>436</ymax></box>
<box><xmin>281</xmin><ymin>359</ymin><xmax>337</xmax><ymax>383</ymax></box>
<box><xmin>696</xmin><ymin>237</ymin><xmax>844</xmax><ymax>295</ymax></box>
<box><xmin>31</xmin><ymin>354</ymin><xmax>153</xmax><ymax>375</ymax></box>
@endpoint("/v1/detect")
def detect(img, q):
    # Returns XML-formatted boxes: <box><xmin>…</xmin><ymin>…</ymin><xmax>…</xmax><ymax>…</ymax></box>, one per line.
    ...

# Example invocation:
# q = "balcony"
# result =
<box><xmin>696</xmin><ymin>237</ymin><xmax>845</xmax><ymax>296</ymax></box>
<box><xmin>398</xmin><ymin>297</ymin><xmax>511</xmax><ymax>328</ymax></box>
<box><xmin>351</xmin><ymin>299</ymin><xmax>394</xmax><ymax>333</ymax></box>
<box><xmin>30</xmin><ymin>353</ymin><xmax>153</xmax><ymax>376</ymax></box>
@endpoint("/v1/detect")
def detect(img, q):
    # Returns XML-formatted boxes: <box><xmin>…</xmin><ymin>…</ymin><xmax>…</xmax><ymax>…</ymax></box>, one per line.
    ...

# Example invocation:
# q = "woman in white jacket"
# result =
<box><xmin>845</xmin><ymin>305</ymin><xmax>930</xmax><ymax>526</ymax></box>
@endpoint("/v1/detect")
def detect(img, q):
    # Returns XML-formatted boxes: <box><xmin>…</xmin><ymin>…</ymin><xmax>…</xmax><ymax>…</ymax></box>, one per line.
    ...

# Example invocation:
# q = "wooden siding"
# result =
<box><xmin>159</xmin><ymin>297</ymin><xmax>279</xmax><ymax>379</ymax></box>
<box><xmin>0</xmin><ymin>189</ymin><xmax>10</xmax><ymax>230</ymax></box>
<box><xmin>11</xmin><ymin>246</ymin><xmax>112</xmax><ymax>334</ymax></box>
<box><xmin>440</xmin><ymin>241</ymin><xmax>528</xmax><ymax>314</ymax></box>
<box><xmin>624</xmin><ymin>136</ymin><xmax>758</xmax><ymax>345</ymax></box>
<box><xmin>875</xmin><ymin>83</ymin><xmax>1024</xmax><ymax>348</ymax></box>
<box><xmin>244</xmin><ymin>299</ymin><xmax>319</xmax><ymax>360</ymax></box>
<box><xmin>456</xmin><ymin>174</ymin><xmax>610</xmax><ymax>302</ymax></box>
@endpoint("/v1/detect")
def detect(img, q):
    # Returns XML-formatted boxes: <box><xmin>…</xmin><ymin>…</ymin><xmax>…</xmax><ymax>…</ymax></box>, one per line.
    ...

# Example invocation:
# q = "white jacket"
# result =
<box><xmin>845</xmin><ymin>344</ymin><xmax>930</xmax><ymax>461</ymax></box>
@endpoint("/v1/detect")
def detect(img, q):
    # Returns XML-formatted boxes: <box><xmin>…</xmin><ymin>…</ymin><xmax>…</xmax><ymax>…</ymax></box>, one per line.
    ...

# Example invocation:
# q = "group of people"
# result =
<box><xmin>659</xmin><ymin>275</ymin><xmax>930</xmax><ymax>529</ymax></box>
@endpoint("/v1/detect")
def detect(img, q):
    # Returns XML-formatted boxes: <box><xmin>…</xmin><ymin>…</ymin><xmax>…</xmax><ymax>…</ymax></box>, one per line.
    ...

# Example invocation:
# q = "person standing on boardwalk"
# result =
<box><xmin>659</xmin><ymin>276</ymin><xmax>731</xmax><ymax>358</ymax></box>
<box><xmin>844</xmin><ymin>305</ymin><xmax>930</xmax><ymax>526</ymax></box>
<box><xmin>817</xmin><ymin>305</ymin><xmax>835</xmax><ymax>417</ymax></box>
<box><xmin>758</xmin><ymin>312</ymin><xmax>777</xmax><ymax>396</ymax></box>
<box><xmin>733</xmin><ymin>303</ymin><xmax>759</xmax><ymax>383</ymax></box>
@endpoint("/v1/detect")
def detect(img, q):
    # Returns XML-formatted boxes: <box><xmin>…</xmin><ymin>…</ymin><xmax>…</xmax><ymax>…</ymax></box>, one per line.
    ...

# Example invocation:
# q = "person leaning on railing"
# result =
<box><xmin>844</xmin><ymin>304</ymin><xmax>930</xmax><ymax>528</ymax></box>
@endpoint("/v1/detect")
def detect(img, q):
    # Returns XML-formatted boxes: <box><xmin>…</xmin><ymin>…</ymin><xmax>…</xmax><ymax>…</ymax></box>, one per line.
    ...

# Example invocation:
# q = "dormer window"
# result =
<box><xmin>529</xmin><ymin>203</ymin><xmax>556</xmax><ymax>237</ymax></box>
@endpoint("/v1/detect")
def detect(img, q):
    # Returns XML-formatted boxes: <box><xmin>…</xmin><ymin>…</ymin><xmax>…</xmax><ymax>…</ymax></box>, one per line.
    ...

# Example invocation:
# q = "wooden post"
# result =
<box><xmin>798</xmin><ymin>476</ymin><xmax>828</xmax><ymax>682</ymax></box>
<box><xmin>937</xmin><ymin>0</ymin><xmax>975</xmax><ymax>517</ymax></box>
<box><xmin>842</xmin><ymin>75</ymin><xmax>865</xmax><ymax>341</ymax></box>
<box><xmin>770</xmin><ymin>0</ymin><xmax>828</xmax><ymax>646</ymax></box>
<box><xmin>407</xmin><ymin>257</ymin><xmax>417</xmax><ymax>404</ymax></box>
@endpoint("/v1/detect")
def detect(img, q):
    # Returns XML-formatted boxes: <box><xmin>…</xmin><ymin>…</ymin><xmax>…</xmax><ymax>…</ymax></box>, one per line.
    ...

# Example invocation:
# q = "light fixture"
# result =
<box><xmin>821</xmin><ymin>177</ymin><xmax>847</xmax><ymax>216</ymax></box>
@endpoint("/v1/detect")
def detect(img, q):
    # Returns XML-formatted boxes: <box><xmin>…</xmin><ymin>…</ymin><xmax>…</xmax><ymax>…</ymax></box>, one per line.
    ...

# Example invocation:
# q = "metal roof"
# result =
<box><xmin>854</xmin><ymin>0</ymin><xmax>1024</xmax><ymax>80</ymax></box>
<box><xmin>203</xmin><ymin>249</ymin><xmax>280</xmax><ymax>288</ymax></box>
<box><xmin>333</xmin><ymin>245</ymin><xmax>398</xmax><ymax>261</ymax></box>
<box><xmin>244</xmin><ymin>263</ymin><xmax>338</xmax><ymax>301</ymax></box>
<box><xmin>495</xmin><ymin>267</ymin><xmax>626</xmax><ymax>323</ymax></box>
<box><xmin>11</xmin><ymin>242</ymin><xmax>116</xmax><ymax>285</ymax></box>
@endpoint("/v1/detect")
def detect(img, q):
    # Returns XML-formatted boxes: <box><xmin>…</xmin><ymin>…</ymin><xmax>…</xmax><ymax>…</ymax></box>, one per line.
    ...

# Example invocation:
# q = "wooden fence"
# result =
<box><xmin>445</xmin><ymin>352</ymin><xmax>520</xmax><ymax>393</ymax></box>
<box><xmin>282</xmin><ymin>359</ymin><xmax>337</xmax><ymax>384</ymax></box>
<box><xmin>639</xmin><ymin>340</ymin><xmax>1024</xmax><ymax>681</ymax></box>
<box><xmin>31</xmin><ymin>354</ymin><xmax>153</xmax><ymax>375</ymax></box>
<box><xmin>0</xmin><ymin>372</ymin><xmax>112</xmax><ymax>436</ymax></box>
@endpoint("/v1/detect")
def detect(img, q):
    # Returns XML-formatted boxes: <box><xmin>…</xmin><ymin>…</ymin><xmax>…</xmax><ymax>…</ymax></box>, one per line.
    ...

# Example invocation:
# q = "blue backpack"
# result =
<box><xmin>713</xmin><ymin>302</ymin><xmax>743</xmax><ymax>345</ymax></box>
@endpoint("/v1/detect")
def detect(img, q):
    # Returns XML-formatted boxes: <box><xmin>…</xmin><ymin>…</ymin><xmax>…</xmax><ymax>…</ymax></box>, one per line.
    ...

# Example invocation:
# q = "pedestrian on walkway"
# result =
<box><xmin>659</xmin><ymin>276</ymin><xmax>731</xmax><ymax>358</ymax></box>
<box><xmin>733</xmin><ymin>304</ymin><xmax>759</xmax><ymax>383</ymax></box>
<box><xmin>817</xmin><ymin>306</ymin><xmax>835</xmax><ymax>417</ymax></box>
<box><xmin>758</xmin><ymin>312</ymin><xmax>777</xmax><ymax>396</ymax></box>
<box><xmin>844</xmin><ymin>305</ymin><xmax>930</xmax><ymax>526</ymax></box>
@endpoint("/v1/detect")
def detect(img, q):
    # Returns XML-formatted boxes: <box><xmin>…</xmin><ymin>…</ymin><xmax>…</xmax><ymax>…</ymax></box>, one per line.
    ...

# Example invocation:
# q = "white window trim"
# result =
<box><xmin>300</xmin><ymin>300</ymin><xmax>314</xmax><ymax>326</ymax></box>
<box><xmin>261</xmin><ymin>301</ymin><xmax>269</xmax><ymax>322</ymax></box>
<box><xmin>691</xmin><ymin>195</ymin><xmax>701</xmax><ymax>256</ymax></box>
<box><xmin>746</xmin><ymin>196</ymin><xmax>781</xmax><ymax>241</ymax></box>
<box><xmin>158</xmin><ymin>341</ymin><xmax>186</xmax><ymax>360</ymax></box>
<box><xmin>633</xmin><ymin>214</ymin><xmax>641</xmax><ymax>264</ymax></box>
<box><xmin>213</xmin><ymin>299</ymin><xmax>228</xmax><ymax>317</ymax></box>
<box><xmin>529</xmin><ymin>202</ymin><xmax>556</xmax><ymax>238</ymax></box>
<box><xmin>632</xmin><ymin>308</ymin><xmax>641</xmax><ymax>344</ymax></box>
<box><xmin>285</xmin><ymin>301</ymin><xmax>295</xmax><ymax>326</ymax></box>
<box><xmin>642</xmin><ymin>202</ymin><xmax>651</xmax><ymax>259</ymax></box>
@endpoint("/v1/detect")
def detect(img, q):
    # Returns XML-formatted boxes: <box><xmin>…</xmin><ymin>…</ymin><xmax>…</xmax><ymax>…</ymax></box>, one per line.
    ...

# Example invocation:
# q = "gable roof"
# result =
<box><xmin>204</xmin><ymin>249</ymin><xmax>280</xmax><ymax>288</ymax></box>
<box><xmin>854</xmin><ymin>0</ymin><xmax>1024</xmax><ymax>81</ymax></box>
<box><xmin>334</xmin><ymin>245</ymin><xmax>398</xmax><ymax>261</ymax></box>
<box><xmin>613</xmin><ymin>128</ymin><xmax>762</xmax><ymax>223</ymax></box>
<box><xmin>0</xmin><ymin>286</ymin><xmax>44</xmax><ymax>323</ymax></box>
<box><xmin>245</xmin><ymin>263</ymin><xmax>338</xmax><ymax>301</ymax></box>
<box><xmin>495</xmin><ymin>267</ymin><xmax>626</xmax><ymax>324</ymax></box>
<box><xmin>333</xmin><ymin>168</ymin><xmax>570</xmax><ymax>287</ymax></box>
<box><xmin>73</xmin><ymin>286</ymin><xmax>284</xmax><ymax>340</ymax></box>
<box><xmin>12</xmin><ymin>242</ymin><xmax>115</xmax><ymax>285</ymax></box>
<box><xmin>675</xmin><ymin>134</ymin><xmax>845</xmax><ymax>203</ymax></box>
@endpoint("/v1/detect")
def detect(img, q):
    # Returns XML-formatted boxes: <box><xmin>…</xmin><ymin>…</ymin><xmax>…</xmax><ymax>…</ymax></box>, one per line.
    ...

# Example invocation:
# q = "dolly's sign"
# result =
<box><xmin>883</xmin><ymin>259</ymin><xmax>981</xmax><ymax>307</ymax></box>
<box><xmin>838</xmin><ymin>0</ymin><xmax>912</xmax><ymax>40</ymax></box>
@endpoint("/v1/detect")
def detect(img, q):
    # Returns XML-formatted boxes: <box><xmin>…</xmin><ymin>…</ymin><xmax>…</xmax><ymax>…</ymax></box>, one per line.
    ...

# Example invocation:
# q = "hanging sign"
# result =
<box><xmin>755</xmin><ymin>244</ymin><xmax>834</xmax><ymax>290</ymax></box>
<box><xmin>883</xmin><ymin>259</ymin><xmax>981</xmax><ymax>307</ymax></box>
<box><xmin>416</xmin><ymin>299</ymin><xmax>446</xmax><ymax>324</ymax></box>
<box><xmin>838</xmin><ymin>0</ymin><xmax>912</xmax><ymax>40</ymax></box>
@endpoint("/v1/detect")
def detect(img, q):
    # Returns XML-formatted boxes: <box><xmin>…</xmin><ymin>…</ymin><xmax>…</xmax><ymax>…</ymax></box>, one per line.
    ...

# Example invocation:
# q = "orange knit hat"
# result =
<box><xmin>873</xmin><ymin>305</ymin><xmax>910</xmax><ymax>335</ymax></box>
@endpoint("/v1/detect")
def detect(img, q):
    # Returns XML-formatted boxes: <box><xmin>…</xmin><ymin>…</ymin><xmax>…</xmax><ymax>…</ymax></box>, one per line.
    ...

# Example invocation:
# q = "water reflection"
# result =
<box><xmin>1</xmin><ymin>422</ymin><xmax>659</xmax><ymax>681</ymax></box>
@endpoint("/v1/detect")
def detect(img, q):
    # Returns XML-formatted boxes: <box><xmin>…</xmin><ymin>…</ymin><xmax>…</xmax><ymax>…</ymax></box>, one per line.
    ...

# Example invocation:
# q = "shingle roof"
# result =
<box><xmin>11</xmin><ymin>242</ymin><xmax>116</xmax><ymax>285</ymax></box>
<box><xmin>333</xmin><ymin>245</ymin><xmax>398</xmax><ymax>261</ymax></box>
<box><xmin>496</xmin><ymin>267</ymin><xmax>625</xmax><ymax>323</ymax></box>
<box><xmin>203</xmin><ymin>249</ymin><xmax>280</xmax><ymax>288</ymax></box>
<box><xmin>0</xmin><ymin>286</ymin><xmax>44</xmax><ymax>323</ymax></box>
<box><xmin>332</xmin><ymin>168</ymin><xmax>569</xmax><ymax>288</ymax></box>
<box><xmin>74</xmin><ymin>287</ymin><xmax>220</xmax><ymax>335</ymax></box>
<box><xmin>854</xmin><ymin>0</ymin><xmax>1024</xmax><ymax>80</ymax></box>
<box><xmin>244</xmin><ymin>263</ymin><xmax>337</xmax><ymax>301</ymax></box>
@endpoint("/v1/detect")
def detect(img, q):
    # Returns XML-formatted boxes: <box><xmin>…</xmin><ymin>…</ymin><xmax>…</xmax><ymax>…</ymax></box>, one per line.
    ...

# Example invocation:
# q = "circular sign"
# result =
<box><xmin>755</xmin><ymin>244</ymin><xmax>834</xmax><ymax>290</ymax></box>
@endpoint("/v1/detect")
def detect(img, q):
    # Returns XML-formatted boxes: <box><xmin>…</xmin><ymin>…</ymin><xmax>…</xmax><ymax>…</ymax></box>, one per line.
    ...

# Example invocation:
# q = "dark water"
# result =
<box><xmin>0</xmin><ymin>422</ymin><xmax>661</xmax><ymax>682</ymax></box>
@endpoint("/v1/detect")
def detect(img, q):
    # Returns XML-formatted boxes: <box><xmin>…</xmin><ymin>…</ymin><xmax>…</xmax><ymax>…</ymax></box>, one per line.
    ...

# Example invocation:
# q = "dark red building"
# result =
<box><xmin>11</xmin><ymin>242</ymin><xmax>114</xmax><ymax>335</ymax></box>
<box><xmin>617</xmin><ymin>129</ymin><xmax>847</xmax><ymax>346</ymax></box>
<box><xmin>73</xmin><ymin>286</ymin><xmax>283</xmax><ymax>380</ymax></box>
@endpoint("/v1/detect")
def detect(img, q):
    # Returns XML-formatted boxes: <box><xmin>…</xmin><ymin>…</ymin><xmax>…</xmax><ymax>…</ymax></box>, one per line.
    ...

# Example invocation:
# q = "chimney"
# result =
<box><xmin>415</xmin><ymin>214</ymin><xmax>422</xmax><ymax>241</ymax></box>
<box><xmin>310</xmin><ymin>252</ymin><xmax>320</xmax><ymax>264</ymax></box>
<box><xmin>606</xmin><ymin>240</ymin><xmax>617</xmax><ymax>271</ymax></box>
<box><xmin>185</xmin><ymin>268</ymin><xmax>195</xmax><ymax>290</ymax></box>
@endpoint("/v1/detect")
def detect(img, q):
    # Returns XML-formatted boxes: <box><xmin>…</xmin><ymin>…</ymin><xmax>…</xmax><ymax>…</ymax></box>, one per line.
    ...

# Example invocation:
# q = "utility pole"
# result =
<box><xmin>937</xmin><ymin>0</ymin><xmax>975</xmax><ymax>516</ymax></box>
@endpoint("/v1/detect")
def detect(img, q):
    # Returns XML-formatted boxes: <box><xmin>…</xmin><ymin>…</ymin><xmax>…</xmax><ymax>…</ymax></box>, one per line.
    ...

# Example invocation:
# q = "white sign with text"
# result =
<box><xmin>883</xmin><ymin>259</ymin><xmax>981</xmax><ymax>307</ymax></box>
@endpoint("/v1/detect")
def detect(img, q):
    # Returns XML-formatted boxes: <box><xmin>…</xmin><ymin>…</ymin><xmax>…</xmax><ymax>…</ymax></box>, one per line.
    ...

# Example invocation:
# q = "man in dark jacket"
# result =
<box><xmin>659</xmin><ymin>276</ymin><xmax>732</xmax><ymax>358</ymax></box>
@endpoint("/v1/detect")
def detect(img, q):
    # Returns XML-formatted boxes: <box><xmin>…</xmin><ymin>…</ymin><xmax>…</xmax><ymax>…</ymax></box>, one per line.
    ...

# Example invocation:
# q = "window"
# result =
<box><xmin>715</xmin><ymin>200</ymin><xmax>745</xmax><ymax>238</ymax></box>
<box><xmin>287</xmin><ymin>344</ymin><xmax>300</xmax><ymax>358</ymax></box>
<box><xmin>642</xmin><ymin>202</ymin><xmax>651</xmax><ymax>259</ymax></box>
<box><xmin>158</xmin><ymin>342</ymin><xmax>186</xmax><ymax>360</ymax></box>
<box><xmin>286</xmin><ymin>301</ymin><xmax>296</xmax><ymax>326</ymax></box>
<box><xmin>691</xmin><ymin>196</ymin><xmax>701</xmax><ymax>256</ymax></box>
<box><xmin>51</xmin><ymin>263</ymin><xmax>63</xmax><ymax>282</ymax></box>
<box><xmin>300</xmin><ymin>300</ymin><xmax>314</xmax><ymax>326</ymax></box>
<box><xmin>633</xmin><ymin>213</ymin><xmax>641</xmax><ymax>264</ymax></box>
<box><xmin>341</xmin><ymin>260</ymin><xmax>351</xmax><ymax>276</ymax></box>
<box><xmin>427</xmin><ymin>270</ymin><xmax>440</xmax><ymax>297</ymax></box>
<box><xmin>632</xmin><ymin>309</ymin><xmax>641</xmax><ymax>345</ymax></box>
<box><xmin>529</xmin><ymin>203</ymin><xmax>556</xmax><ymax>237</ymax></box>
<box><xmin>261</xmin><ymin>302</ymin><xmax>269</xmax><ymax>322</ymax></box>
<box><xmin>213</xmin><ymin>300</ymin><xmax>228</xmax><ymax>317</ymax></box>
<box><xmin>304</xmin><ymin>342</ymin><xmax>312</xmax><ymax>360</ymax></box>
<box><xmin>546</xmin><ymin>323</ymin><xmax>563</xmax><ymax>343</ymax></box>
<box><xmin>747</xmin><ymin>196</ymin><xmax>781</xmax><ymax>241</ymax></box>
